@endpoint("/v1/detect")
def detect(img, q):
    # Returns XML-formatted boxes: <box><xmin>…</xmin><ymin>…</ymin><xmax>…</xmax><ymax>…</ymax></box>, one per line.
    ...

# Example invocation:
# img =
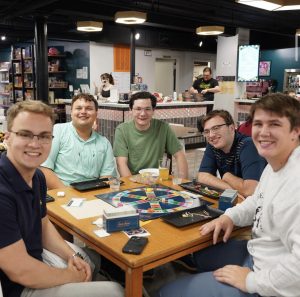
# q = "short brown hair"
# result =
<box><xmin>71</xmin><ymin>93</ymin><xmax>98</xmax><ymax>111</ymax></box>
<box><xmin>249</xmin><ymin>93</ymin><xmax>300</xmax><ymax>130</ymax></box>
<box><xmin>7</xmin><ymin>100</ymin><xmax>54</xmax><ymax>131</ymax></box>
<box><xmin>201</xmin><ymin>109</ymin><xmax>235</xmax><ymax>128</ymax></box>
<box><xmin>129</xmin><ymin>91</ymin><xmax>157</xmax><ymax>110</ymax></box>
<box><xmin>203</xmin><ymin>67</ymin><xmax>212</xmax><ymax>74</ymax></box>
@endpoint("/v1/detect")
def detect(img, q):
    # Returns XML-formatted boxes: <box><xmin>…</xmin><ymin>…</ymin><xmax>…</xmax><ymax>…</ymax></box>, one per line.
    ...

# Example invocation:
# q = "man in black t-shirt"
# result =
<box><xmin>190</xmin><ymin>66</ymin><xmax>220</xmax><ymax>103</ymax></box>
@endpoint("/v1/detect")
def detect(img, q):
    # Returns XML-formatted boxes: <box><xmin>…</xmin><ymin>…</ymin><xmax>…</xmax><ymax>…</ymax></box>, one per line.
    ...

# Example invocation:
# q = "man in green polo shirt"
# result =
<box><xmin>113</xmin><ymin>91</ymin><xmax>188</xmax><ymax>177</ymax></box>
<box><xmin>41</xmin><ymin>93</ymin><xmax>116</xmax><ymax>189</ymax></box>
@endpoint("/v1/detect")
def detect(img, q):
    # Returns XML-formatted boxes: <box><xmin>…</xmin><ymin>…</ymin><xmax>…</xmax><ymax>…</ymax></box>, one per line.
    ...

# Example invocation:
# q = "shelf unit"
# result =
<box><xmin>48</xmin><ymin>53</ymin><xmax>68</xmax><ymax>103</ymax></box>
<box><xmin>0</xmin><ymin>62</ymin><xmax>11</xmax><ymax>105</ymax></box>
<box><xmin>11</xmin><ymin>45</ymin><xmax>36</xmax><ymax>102</ymax></box>
<box><xmin>283</xmin><ymin>69</ymin><xmax>300</xmax><ymax>93</ymax></box>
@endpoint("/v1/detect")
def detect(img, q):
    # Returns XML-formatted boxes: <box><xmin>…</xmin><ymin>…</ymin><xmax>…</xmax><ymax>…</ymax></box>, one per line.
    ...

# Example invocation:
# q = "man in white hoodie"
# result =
<box><xmin>157</xmin><ymin>93</ymin><xmax>300</xmax><ymax>297</ymax></box>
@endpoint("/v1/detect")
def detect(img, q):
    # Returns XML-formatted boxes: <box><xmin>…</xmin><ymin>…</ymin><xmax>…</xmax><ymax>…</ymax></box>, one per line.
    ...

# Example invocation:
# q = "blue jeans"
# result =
<box><xmin>156</xmin><ymin>240</ymin><xmax>259</xmax><ymax>297</ymax></box>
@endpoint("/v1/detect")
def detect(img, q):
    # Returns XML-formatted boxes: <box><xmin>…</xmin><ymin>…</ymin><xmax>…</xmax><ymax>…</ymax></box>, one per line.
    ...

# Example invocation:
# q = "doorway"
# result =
<box><xmin>154</xmin><ymin>58</ymin><xmax>176</xmax><ymax>96</ymax></box>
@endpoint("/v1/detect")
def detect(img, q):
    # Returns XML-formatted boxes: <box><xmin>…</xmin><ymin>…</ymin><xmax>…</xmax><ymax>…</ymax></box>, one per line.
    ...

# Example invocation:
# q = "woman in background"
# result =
<box><xmin>94</xmin><ymin>73</ymin><xmax>114</xmax><ymax>100</ymax></box>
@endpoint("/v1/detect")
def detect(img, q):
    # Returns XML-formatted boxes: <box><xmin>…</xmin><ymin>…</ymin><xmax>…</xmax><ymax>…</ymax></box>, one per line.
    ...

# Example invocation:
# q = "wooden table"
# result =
<box><xmin>47</xmin><ymin>178</ymin><xmax>248</xmax><ymax>297</ymax></box>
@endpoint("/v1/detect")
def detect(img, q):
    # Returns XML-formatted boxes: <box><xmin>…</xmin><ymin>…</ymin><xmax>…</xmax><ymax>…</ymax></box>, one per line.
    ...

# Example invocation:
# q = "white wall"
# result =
<box><xmin>89</xmin><ymin>42</ymin><xmax>216</xmax><ymax>95</ymax></box>
<box><xmin>89</xmin><ymin>42</ymin><xmax>114</xmax><ymax>95</ymax></box>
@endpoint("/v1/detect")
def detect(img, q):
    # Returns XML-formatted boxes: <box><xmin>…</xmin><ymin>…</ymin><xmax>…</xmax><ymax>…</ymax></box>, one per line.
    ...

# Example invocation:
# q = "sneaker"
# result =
<box><xmin>173</xmin><ymin>254</ymin><xmax>197</xmax><ymax>272</ymax></box>
<box><xmin>143</xmin><ymin>269</ymin><xmax>155</xmax><ymax>280</ymax></box>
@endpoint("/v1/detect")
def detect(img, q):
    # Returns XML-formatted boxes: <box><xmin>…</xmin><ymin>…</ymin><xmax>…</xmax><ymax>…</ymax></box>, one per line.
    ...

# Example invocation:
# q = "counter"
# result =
<box><xmin>234</xmin><ymin>98</ymin><xmax>258</xmax><ymax>125</ymax></box>
<box><xmin>66</xmin><ymin>101</ymin><xmax>212</xmax><ymax>147</ymax></box>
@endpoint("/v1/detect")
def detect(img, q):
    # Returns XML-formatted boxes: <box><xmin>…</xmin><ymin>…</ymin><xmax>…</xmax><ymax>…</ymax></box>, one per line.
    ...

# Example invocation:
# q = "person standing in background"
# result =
<box><xmin>94</xmin><ymin>73</ymin><xmax>115</xmax><ymax>101</ymax></box>
<box><xmin>190</xmin><ymin>67</ymin><xmax>220</xmax><ymax>112</ymax></box>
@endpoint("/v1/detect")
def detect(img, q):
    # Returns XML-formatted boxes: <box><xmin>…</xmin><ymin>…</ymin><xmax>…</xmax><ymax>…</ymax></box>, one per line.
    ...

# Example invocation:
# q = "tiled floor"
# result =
<box><xmin>172</xmin><ymin>147</ymin><xmax>205</xmax><ymax>180</ymax></box>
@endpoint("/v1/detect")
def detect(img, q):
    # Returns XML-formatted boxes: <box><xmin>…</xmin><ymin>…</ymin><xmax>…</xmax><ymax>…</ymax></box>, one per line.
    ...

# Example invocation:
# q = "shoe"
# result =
<box><xmin>173</xmin><ymin>254</ymin><xmax>197</xmax><ymax>272</ymax></box>
<box><xmin>100</xmin><ymin>256</ymin><xmax>125</xmax><ymax>285</ymax></box>
<box><xmin>143</xmin><ymin>269</ymin><xmax>155</xmax><ymax>280</ymax></box>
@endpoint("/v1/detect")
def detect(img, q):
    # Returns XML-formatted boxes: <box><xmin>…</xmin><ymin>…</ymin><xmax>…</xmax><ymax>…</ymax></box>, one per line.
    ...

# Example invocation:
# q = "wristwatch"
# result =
<box><xmin>72</xmin><ymin>252</ymin><xmax>84</xmax><ymax>260</ymax></box>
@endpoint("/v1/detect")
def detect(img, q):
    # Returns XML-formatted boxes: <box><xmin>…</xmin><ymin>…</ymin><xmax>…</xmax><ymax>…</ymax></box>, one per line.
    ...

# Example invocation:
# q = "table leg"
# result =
<box><xmin>125</xmin><ymin>266</ymin><xmax>143</xmax><ymax>297</ymax></box>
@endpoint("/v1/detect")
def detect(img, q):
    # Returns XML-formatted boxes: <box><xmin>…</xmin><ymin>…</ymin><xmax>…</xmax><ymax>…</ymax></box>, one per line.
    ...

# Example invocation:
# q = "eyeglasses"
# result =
<box><xmin>203</xmin><ymin>124</ymin><xmax>227</xmax><ymax>136</ymax></box>
<box><xmin>132</xmin><ymin>107</ymin><xmax>153</xmax><ymax>113</ymax></box>
<box><xmin>10</xmin><ymin>131</ymin><xmax>54</xmax><ymax>144</ymax></box>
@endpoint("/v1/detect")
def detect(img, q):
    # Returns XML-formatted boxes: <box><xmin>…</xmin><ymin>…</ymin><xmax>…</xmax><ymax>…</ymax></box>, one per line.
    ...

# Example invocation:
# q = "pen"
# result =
<box><xmin>67</xmin><ymin>200</ymin><xmax>73</xmax><ymax>207</ymax></box>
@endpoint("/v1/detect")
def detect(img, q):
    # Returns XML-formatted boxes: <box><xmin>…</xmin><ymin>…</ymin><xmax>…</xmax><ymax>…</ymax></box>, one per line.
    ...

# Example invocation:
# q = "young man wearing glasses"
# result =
<box><xmin>0</xmin><ymin>100</ymin><xmax>123</xmax><ymax>297</ymax></box>
<box><xmin>157</xmin><ymin>93</ymin><xmax>300</xmax><ymax>297</ymax></box>
<box><xmin>41</xmin><ymin>93</ymin><xmax>116</xmax><ymax>189</ymax></box>
<box><xmin>198</xmin><ymin>110</ymin><xmax>266</xmax><ymax>197</ymax></box>
<box><xmin>113</xmin><ymin>91</ymin><xmax>188</xmax><ymax>177</ymax></box>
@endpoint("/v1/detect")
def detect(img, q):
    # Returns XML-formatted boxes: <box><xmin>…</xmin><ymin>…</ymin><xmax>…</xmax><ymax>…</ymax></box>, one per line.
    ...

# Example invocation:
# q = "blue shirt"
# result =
<box><xmin>42</xmin><ymin>122</ymin><xmax>116</xmax><ymax>185</ymax></box>
<box><xmin>199</xmin><ymin>132</ymin><xmax>266</xmax><ymax>180</ymax></box>
<box><xmin>0</xmin><ymin>154</ymin><xmax>47</xmax><ymax>297</ymax></box>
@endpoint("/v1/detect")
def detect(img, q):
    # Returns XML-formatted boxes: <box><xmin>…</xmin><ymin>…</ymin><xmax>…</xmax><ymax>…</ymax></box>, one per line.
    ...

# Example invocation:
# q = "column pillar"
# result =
<box><xmin>130</xmin><ymin>27</ymin><xmax>136</xmax><ymax>84</ymax></box>
<box><xmin>34</xmin><ymin>17</ymin><xmax>48</xmax><ymax>103</ymax></box>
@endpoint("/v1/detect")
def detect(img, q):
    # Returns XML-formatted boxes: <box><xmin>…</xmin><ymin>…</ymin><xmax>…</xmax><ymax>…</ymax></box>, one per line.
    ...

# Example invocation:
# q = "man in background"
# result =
<box><xmin>113</xmin><ymin>91</ymin><xmax>188</xmax><ymax>178</ymax></box>
<box><xmin>41</xmin><ymin>93</ymin><xmax>116</xmax><ymax>189</ymax></box>
<box><xmin>0</xmin><ymin>100</ymin><xmax>123</xmax><ymax>297</ymax></box>
<box><xmin>190</xmin><ymin>67</ymin><xmax>220</xmax><ymax>112</ymax></box>
<box><xmin>198</xmin><ymin>109</ymin><xmax>266</xmax><ymax>197</ymax></box>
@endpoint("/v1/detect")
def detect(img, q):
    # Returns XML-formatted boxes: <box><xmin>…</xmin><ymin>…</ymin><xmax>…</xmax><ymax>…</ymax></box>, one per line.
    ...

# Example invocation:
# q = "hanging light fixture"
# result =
<box><xmin>196</xmin><ymin>26</ymin><xmax>224</xmax><ymax>35</ymax></box>
<box><xmin>77</xmin><ymin>21</ymin><xmax>103</xmax><ymax>32</ymax></box>
<box><xmin>236</xmin><ymin>0</ymin><xmax>300</xmax><ymax>11</ymax></box>
<box><xmin>115</xmin><ymin>11</ymin><xmax>146</xmax><ymax>24</ymax></box>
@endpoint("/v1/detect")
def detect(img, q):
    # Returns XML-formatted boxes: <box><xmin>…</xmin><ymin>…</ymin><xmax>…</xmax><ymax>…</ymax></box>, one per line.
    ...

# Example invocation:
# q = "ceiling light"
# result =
<box><xmin>196</xmin><ymin>26</ymin><xmax>224</xmax><ymax>35</ymax></box>
<box><xmin>199</xmin><ymin>41</ymin><xmax>203</xmax><ymax>47</ymax></box>
<box><xmin>135</xmin><ymin>32</ymin><xmax>140</xmax><ymax>40</ymax></box>
<box><xmin>296</xmin><ymin>29</ymin><xmax>300</xmax><ymax>36</ymax></box>
<box><xmin>77</xmin><ymin>21</ymin><xmax>103</xmax><ymax>32</ymax></box>
<box><xmin>115</xmin><ymin>11</ymin><xmax>146</xmax><ymax>24</ymax></box>
<box><xmin>1</xmin><ymin>35</ymin><xmax>6</xmax><ymax>41</ymax></box>
<box><xmin>275</xmin><ymin>4</ymin><xmax>300</xmax><ymax>10</ymax></box>
<box><xmin>236</xmin><ymin>0</ymin><xmax>300</xmax><ymax>11</ymax></box>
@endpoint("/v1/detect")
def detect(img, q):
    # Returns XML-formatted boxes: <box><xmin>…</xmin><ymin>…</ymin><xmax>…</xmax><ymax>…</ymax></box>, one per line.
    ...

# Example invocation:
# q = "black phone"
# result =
<box><xmin>46</xmin><ymin>194</ymin><xmax>55</xmax><ymax>203</ymax></box>
<box><xmin>122</xmin><ymin>236</ymin><xmax>148</xmax><ymax>255</ymax></box>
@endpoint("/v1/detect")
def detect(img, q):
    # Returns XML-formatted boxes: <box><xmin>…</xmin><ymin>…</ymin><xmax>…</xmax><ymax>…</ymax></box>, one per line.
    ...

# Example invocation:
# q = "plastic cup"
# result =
<box><xmin>109</xmin><ymin>177</ymin><xmax>121</xmax><ymax>191</ymax></box>
<box><xmin>159</xmin><ymin>158</ymin><xmax>170</xmax><ymax>181</ymax></box>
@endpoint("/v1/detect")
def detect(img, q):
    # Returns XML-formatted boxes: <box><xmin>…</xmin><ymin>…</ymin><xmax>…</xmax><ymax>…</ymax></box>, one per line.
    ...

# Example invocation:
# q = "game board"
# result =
<box><xmin>95</xmin><ymin>186</ymin><xmax>209</xmax><ymax>220</ymax></box>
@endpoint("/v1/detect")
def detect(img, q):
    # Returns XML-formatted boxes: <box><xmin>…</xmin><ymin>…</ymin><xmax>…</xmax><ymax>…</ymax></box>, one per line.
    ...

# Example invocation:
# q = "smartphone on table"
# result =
<box><xmin>122</xmin><ymin>236</ymin><xmax>149</xmax><ymax>255</ymax></box>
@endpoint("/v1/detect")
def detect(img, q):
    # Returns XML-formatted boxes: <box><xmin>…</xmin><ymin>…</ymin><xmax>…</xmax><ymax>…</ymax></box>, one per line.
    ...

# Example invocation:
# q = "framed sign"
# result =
<box><xmin>237</xmin><ymin>45</ymin><xmax>260</xmax><ymax>82</ymax></box>
<box><xmin>259</xmin><ymin>61</ymin><xmax>271</xmax><ymax>76</ymax></box>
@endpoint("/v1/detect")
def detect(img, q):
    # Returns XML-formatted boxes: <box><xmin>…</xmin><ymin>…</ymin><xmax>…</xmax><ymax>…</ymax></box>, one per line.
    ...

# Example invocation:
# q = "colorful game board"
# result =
<box><xmin>95</xmin><ymin>186</ymin><xmax>209</xmax><ymax>220</ymax></box>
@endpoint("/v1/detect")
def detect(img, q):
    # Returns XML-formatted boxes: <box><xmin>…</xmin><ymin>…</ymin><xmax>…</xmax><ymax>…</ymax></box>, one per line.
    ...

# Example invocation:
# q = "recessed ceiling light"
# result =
<box><xmin>135</xmin><ymin>32</ymin><xmax>140</xmax><ymax>40</ymax></box>
<box><xmin>1</xmin><ymin>36</ymin><xmax>6</xmax><ymax>41</ymax></box>
<box><xmin>77</xmin><ymin>21</ymin><xmax>103</xmax><ymax>32</ymax></box>
<box><xmin>199</xmin><ymin>41</ymin><xmax>203</xmax><ymax>47</ymax></box>
<box><xmin>115</xmin><ymin>11</ymin><xmax>146</xmax><ymax>24</ymax></box>
<box><xmin>196</xmin><ymin>26</ymin><xmax>224</xmax><ymax>35</ymax></box>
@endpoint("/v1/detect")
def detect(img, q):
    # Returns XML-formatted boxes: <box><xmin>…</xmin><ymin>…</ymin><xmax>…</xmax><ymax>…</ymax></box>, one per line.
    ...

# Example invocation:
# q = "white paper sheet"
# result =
<box><xmin>61</xmin><ymin>199</ymin><xmax>115</xmax><ymax>220</ymax></box>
